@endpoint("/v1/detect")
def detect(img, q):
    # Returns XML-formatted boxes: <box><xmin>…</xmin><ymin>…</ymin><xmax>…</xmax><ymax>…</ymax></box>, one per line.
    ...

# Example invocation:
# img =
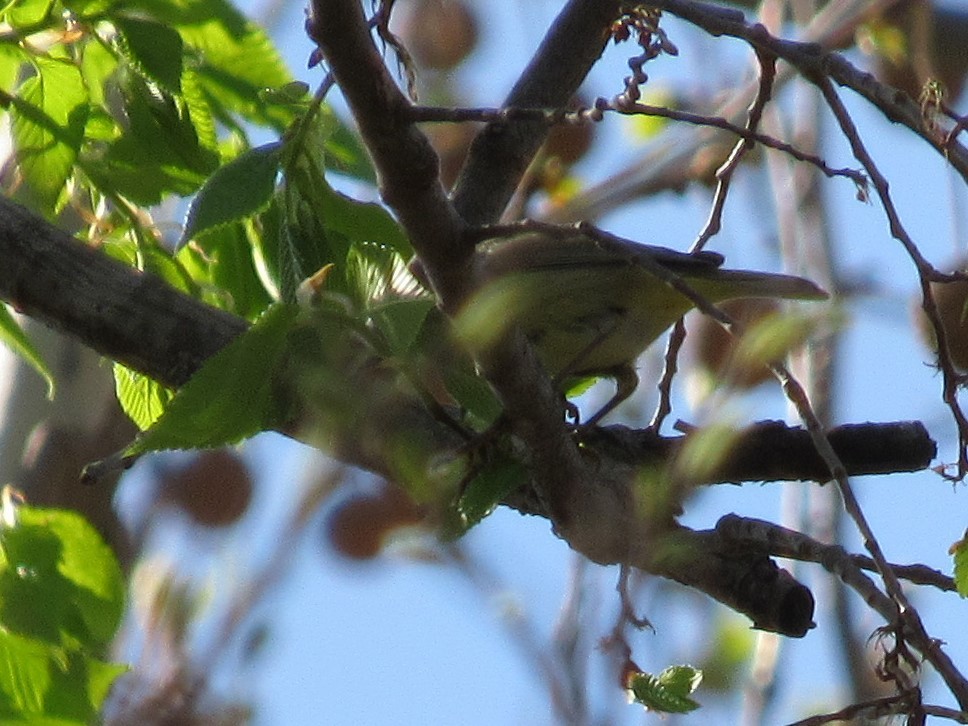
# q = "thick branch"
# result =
<box><xmin>0</xmin><ymin>197</ymin><xmax>246</xmax><ymax>389</ymax></box>
<box><xmin>306</xmin><ymin>0</ymin><xmax>626</xmax><ymax>565</ymax></box>
<box><xmin>450</xmin><ymin>0</ymin><xmax>624</xmax><ymax>224</ymax></box>
<box><xmin>586</xmin><ymin>420</ymin><xmax>936</xmax><ymax>484</ymax></box>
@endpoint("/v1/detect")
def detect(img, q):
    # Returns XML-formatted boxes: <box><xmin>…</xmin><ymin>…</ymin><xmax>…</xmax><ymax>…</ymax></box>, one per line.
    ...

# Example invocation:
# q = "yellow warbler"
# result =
<box><xmin>455</xmin><ymin>230</ymin><xmax>827</xmax><ymax>423</ymax></box>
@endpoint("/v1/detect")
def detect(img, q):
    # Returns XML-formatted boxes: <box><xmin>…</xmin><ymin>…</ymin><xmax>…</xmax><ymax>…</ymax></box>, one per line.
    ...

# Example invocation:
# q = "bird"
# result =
<box><xmin>454</xmin><ymin>229</ymin><xmax>828</xmax><ymax>424</ymax></box>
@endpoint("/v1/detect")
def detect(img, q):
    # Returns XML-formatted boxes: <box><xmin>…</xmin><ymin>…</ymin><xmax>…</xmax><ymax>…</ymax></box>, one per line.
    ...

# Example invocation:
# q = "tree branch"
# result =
<box><xmin>0</xmin><ymin>197</ymin><xmax>246</xmax><ymax>389</ymax></box>
<box><xmin>449</xmin><ymin>0</ymin><xmax>625</xmax><ymax>224</ymax></box>
<box><xmin>648</xmin><ymin>0</ymin><xmax>968</xmax><ymax>183</ymax></box>
<box><xmin>306</xmin><ymin>0</ymin><xmax>471</xmax><ymax>306</ymax></box>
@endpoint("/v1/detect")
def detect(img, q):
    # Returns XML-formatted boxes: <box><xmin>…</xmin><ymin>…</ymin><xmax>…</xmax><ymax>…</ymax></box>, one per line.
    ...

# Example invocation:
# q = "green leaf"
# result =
<box><xmin>177</xmin><ymin>221</ymin><xmax>274</xmax><ymax>319</ymax></box>
<box><xmin>11</xmin><ymin>57</ymin><xmax>89</xmax><ymax>211</ymax></box>
<box><xmin>126</xmin><ymin>303</ymin><xmax>298</xmax><ymax>455</ymax></box>
<box><xmin>0</xmin><ymin>43</ymin><xmax>27</xmax><ymax>95</ymax></box>
<box><xmin>180</xmin><ymin>66</ymin><xmax>218</xmax><ymax>157</ymax></box>
<box><xmin>277</xmin><ymin>186</ymin><xmax>350</xmax><ymax>303</ymax></box>
<box><xmin>627</xmin><ymin>86</ymin><xmax>675</xmax><ymax>140</ymax></box>
<box><xmin>0</xmin><ymin>0</ymin><xmax>54</xmax><ymax>27</ymax></box>
<box><xmin>952</xmin><ymin>532</ymin><xmax>968</xmax><ymax>598</ymax></box>
<box><xmin>0</xmin><ymin>498</ymin><xmax>126</xmax><ymax>723</ymax></box>
<box><xmin>324</xmin><ymin>121</ymin><xmax>377</xmax><ymax>183</ymax></box>
<box><xmin>442</xmin><ymin>364</ymin><xmax>502</xmax><ymax>426</ymax></box>
<box><xmin>16</xmin><ymin>507</ymin><xmax>125</xmax><ymax>648</ymax></box>
<box><xmin>0</xmin><ymin>503</ymin><xmax>124</xmax><ymax>650</ymax></box>
<box><xmin>112</xmin><ymin>15</ymin><xmax>184</xmax><ymax>92</ymax></box>
<box><xmin>179</xmin><ymin>142</ymin><xmax>281</xmax><ymax>247</ymax></box>
<box><xmin>627</xmin><ymin>665</ymin><xmax>702</xmax><ymax>714</ymax></box>
<box><xmin>87</xmin><ymin>70</ymin><xmax>218</xmax><ymax>205</ymax></box>
<box><xmin>412</xmin><ymin>309</ymin><xmax>501</xmax><ymax>426</ymax></box>
<box><xmin>0</xmin><ymin>629</ymin><xmax>126</xmax><ymax>722</ymax></box>
<box><xmin>272</xmin><ymin>107</ymin><xmax>409</xmax><ymax>301</ymax></box>
<box><xmin>114</xmin><ymin>363</ymin><xmax>175</xmax><ymax>430</ymax></box>
<box><xmin>696</xmin><ymin>617</ymin><xmax>754</xmax><ymax>692</ymax></box>
<box><xmin>346</xmin><ymin>242</ymin><xmax>410</xmax><ymax>306</ymax></box>
<box><xmin>370</xmin><ymin>298</ymin><xmax>436</xmax><ymax>357</ymax></box>
<box><xmin>448</xmin><ymin>458</ymin><xmax>526</xmax><ymax>536</ymax></box>
<box><xmin>319</xmin><ymin>187</ymin><xmax>411</xmax><ymax>258</ymax></box>
<box><xmin>123</xmin><ymin>0</ymin><xmax>295</xmax><ymax>130</ymax></box>
<box><xmin>0</xmin><ymin>304</ymin><xmax>54</xmax><ymax>399</ymax></box>
<box><xmin>0</xmin><ymin>629</ymin><xmax>52</xmax><ymax>714</ymax></box>
<box><xmin>674</xmin><ymin>422</ymin><xmax>743</xmax><ymax>484</ymax></box>
<box><xmin>79</xmin><ymin>33</ymin><xmax>119</xmax><ymax>109</ymax></box>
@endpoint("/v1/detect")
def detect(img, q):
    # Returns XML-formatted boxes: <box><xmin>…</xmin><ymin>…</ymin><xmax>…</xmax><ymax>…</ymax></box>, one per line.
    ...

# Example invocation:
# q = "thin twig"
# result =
<box><xmin>693</xmin><ymin>47</ymin><xmax>779</xmax><ymax>250</ymax></box>
<box><xmin>408</xmin><ymin>101</ymin><xmax>867</xmax><ymax>189</ymax></box>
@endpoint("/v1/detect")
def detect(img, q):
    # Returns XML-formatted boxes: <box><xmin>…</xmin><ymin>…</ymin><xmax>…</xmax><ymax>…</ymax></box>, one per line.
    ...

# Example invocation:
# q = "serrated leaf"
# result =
<box><xmin>346</xmin><ymin>240</ymin><xmax>423</xmax><ymax>308</ymax></box>
<box><xmin>124</xmin><ymin>0</ymin><xmax>296</xmax><ymax>130</ymax></box>
<box><xmin>125</xmin><ymin>303</ymin><xmax>298</xmax><ymax>455</ymax></box>
<box><xmin>11</xmin><ymin>57</ymin><xmax>89</xmax><ymax>211</ymax></box>
<box><xmin>659</xmin><ymin>665</ymin><xmax>703</xmax><ymax>694</ymax></box>
<box><xmin>180</xmin><ymin>66</ymin><xmax>218</xmax><ymax>157</ymax></box>
<box><xmin>0</xmin><ymin>304</ymin><xmax>54</xmax><ymax>399</ymax></box>
<box><xmin>179</xmin><ymin>142</ymin><xmax>281</xmax><ymax>247</ymax></box>
<box><xmin>88</xmin><ymin>71</ymin><xmax>218</xmax><ymax>204</ymax></box>
<box><xmin>114</xmin><ymin>363</ymin><xmax>174</xmax><ymax>430</ymax></box>
<box><xmin>113</xmin><ymin>15</ymin><xmax>184</xmax><ymax>92</ymax></box>
<box><xmin>627</xmin><ymin>665</ymin><xmax>702</xmax><ymax>714</ymax></box>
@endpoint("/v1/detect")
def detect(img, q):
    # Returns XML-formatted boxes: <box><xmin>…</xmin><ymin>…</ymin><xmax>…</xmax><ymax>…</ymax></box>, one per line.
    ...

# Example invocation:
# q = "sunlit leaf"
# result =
<box><xmin>16</xmin><ymin>507</ymin><xmax>125</xmax><ymax>648</ymax></box>
<box><xmin>88</xmin><ymin>72</ymin><xmax>218</xmax><ymax>204</ymax></box>
<box><xmin>11</xmin><ymin>57</ymin><xmax>89</xmax><ymax>211</ymax></box>
<box><xmin>125</xmin><ymin>303</ymin><xmax>298</xmax><ymax>455</ymax></box>
<box><xmin>627</xmin><ymin>665</ymin><xmax>702</xmax><ymax>714</ymax></box>
<box><xmin>123</xmin><ymin>0</ymin><xmax>295</xmax><ymax>129</ymax></box>
<box><xmin>114</xmin><ymin>363</ymin><xmax>174</xmax><ymax>430</ymax></box>
<box><xmin>0</xmin><ymin>0</ymin><xmax>54</xmax><ymax>27</ymax></box>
